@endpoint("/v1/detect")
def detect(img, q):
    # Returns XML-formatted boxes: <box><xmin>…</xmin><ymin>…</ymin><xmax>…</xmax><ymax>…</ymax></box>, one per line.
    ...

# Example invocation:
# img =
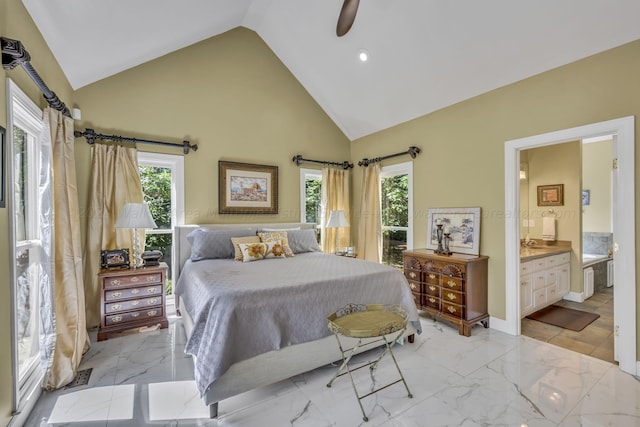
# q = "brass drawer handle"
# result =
<box><xmin>429</xmin><ymin>285</ymin><xmax>436</xmax><ymax>291</ymax></box>
<box><xmin>409</xmin><ymin>271</ymin><xmax>416</xmax><ymax>279</ymax></box>
<box><xmin>446</xmin><ymin>280</ymin><xmax>456</xmax><ymax>288</ymax></box>
<box><xmin>447</xmin><ymin>292</ymin><xmax>457</xmax><ymax>301</ymax></box>
<box><xmin>131</xmin><ymin>289</ymin><xmax>139</xmax><ymax>294</ymax></box>
<box><xmin>410</xmin><ymin>282</ymin><xmax>417</xmax><ymax>290</ymax></box>
<box><xmin>147</xmin><ymin>299</ymin><xmax>158</xmax><ymax>305</ymax></box>
<box><xmin>130</xmin><ymin>277</ymin><xmax>139</xmax><ymax>282</ymax></box>
<box><xmin>131</xmin><ymin>301</ymin><xmax>140</xmax><ymax>306</ymax></box>
<box><xmin>111</xmin><ymin>279</ymin><xmax>121</xmax><ymax>286</ymax></box>
<box><xmin>447</xmin><ymin>306</ymin><xmax>457</xmax><ymax>313</ymax></box>
<box><xmin>113</xmin><ymin>315</ymin><xmax>123</xmax><ymax>323</ymax></box>
<box><xmin>147</xmin><ymin>275</ymin><xmax>156</xmax><ymax>282</ymax></box>
<box><xmin>131</xmin><ymin>312</ymin><xmax>140</xmax><ymax>318</ymax></box>
<box><xmin>147</xmin><ymin>288</ymin><xmax>157</xmax><ymax>293</ymax></box>
<box><xmin>112</xmin><ymin>292</ymin><xmax>122</xmax><ymax>298</ymax></box>
<box><xmin>111</xmin><ymin>304</ymin><xmax>122</xmax><ymax>310</ymax></box>
<box><xmin>147</xmin><ymin>310</ymin><xmax>158</xmax><ymax>316</ymax></box>
<box><xmin>428</xmin><ymin>273</ymin><xmax>436</xmax><ymax>279</ymax></box>
<box><xmin>428</xmin><ymin>297</ymin><xmax>436</xmax><ymax>303</ymax></box>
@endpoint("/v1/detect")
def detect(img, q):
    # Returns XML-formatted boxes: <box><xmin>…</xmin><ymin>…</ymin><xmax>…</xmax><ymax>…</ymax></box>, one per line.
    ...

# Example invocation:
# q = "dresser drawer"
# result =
<box><xmin>105</xmin><ymin>306</ymin><xmax>164</xmax><ymax>326</ymax></box>
<box><xmin>442</xmin><ymin>276</ymin><xmax>464</xmax><ymax>292</ymax></box>
<box><xmin>442</xmin><ymin>301</ymin><xmax>465</xmax><ymax>318</ymax></box>
<box><xmin>105</xmin><ymin>284</ymin><xmax>163</xmax><ymax>302</ymax></box>
<box><xmin>104</xmin><ymin>272</ymin><xmax>163</xmax><ymax>289</ymax></box>
<box><xmin>404</xmin><ymin>268</ymin><xmax>421</xmax><ymax>282</ymax></box>
<box><xmin>442</xmin><ymin>289</ymin><xmax>465</xmax><ymax>305</ymax></box>
<box><xmin>425</xmin><ymin>295</ymin><xmax>440</xmax><ymax>310</ymax></box>
<box><xmin>424</xmin><ymin>271</ymin><xmax>439</xmax><ymax>286</ymax></box>
<box><xmin>425</xmin><ymin>283</ymin><xmax>439</xmax><ymax>296</ymax></box>
<box><xmin>105</xmin><ymin>295</ymin><xmax>163</xmax><ymax>314</ymax></box>
<box><xmin>407</xmin><ymin>280</ymin><xmax>421</xmax><ymax>293</ymax></box>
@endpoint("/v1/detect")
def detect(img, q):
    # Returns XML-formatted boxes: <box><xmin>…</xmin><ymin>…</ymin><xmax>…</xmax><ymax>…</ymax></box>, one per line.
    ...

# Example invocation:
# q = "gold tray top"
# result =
<box><xmin>327</xmin><ymin>304</ymin><xmax>407</xmax><ymax>338</ymax></box>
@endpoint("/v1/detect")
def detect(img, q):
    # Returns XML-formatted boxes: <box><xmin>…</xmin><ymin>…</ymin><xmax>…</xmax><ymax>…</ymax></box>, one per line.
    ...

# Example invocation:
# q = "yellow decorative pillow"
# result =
<box><xmin>231</xmin><ymin>236</ymin><xmax>261</xmax><ymax>261</ymax></box>
<box><xmin>258</xmin><ymin>231</ymin><xmax>295</xmax><ymax>257</ymax></box>
<box><xmin>239</xmin><ymin>241</ymin><xmax>286</xmax><ymax>262</ymax></box>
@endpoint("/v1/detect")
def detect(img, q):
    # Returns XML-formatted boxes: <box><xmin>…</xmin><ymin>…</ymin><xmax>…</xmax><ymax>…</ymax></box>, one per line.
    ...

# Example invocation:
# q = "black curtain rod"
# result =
<box><xmin>292</xmin><ymin>155</ymin><xmax>353</xmax><ymax>170</ymax></box>
<box><xmin>358</xmin><ymin>146</ymin><xmax>421</xmax><ymax>167</ymax></box>
<box><xmin>75</xmin><ymin>128</ymin><xmax>198</xmax><ymax>155</ymax></box>
<box><xmin>1</xmin><ymin>37</ymin><xmax>71</xmax><ymax>118</ymax></box>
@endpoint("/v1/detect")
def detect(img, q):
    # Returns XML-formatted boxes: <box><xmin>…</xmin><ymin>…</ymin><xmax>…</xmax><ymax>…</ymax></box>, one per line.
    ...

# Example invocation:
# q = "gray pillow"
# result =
<box><xmin>287</xmin><ymin>229</ymin><xmax>321</xmax><ymax>254</ymax></box>
<box><xmin>187</xmin><ymin>228</ymin><xmax>257</xmax><ymax>261</ymax></box>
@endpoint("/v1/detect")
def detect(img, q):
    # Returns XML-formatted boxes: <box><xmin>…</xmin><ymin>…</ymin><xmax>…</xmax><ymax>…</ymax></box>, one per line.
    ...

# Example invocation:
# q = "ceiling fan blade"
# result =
<box><xmin>336</xmin><ymin>0</ymin><xmax>360</xmax><ymax>37</ymax></box>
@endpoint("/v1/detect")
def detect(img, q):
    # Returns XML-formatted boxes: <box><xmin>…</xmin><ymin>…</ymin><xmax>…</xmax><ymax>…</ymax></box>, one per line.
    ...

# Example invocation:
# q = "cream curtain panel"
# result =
<box><xmin>83</xmin><ymin>144</ymin><xmax>144</xmax><ymax>328</ymax></box>
<box><xmin>42</xmin><ymin>108</ymin><xmax>90</xmax><ymax>390</ymax></box>
<box><xmin>357</xmin><ymin>163</ymin><xmax>382</xmax><ymax>262</ymax></box>
<box><xmin>321</xmin><ymin>167</ymin><xmax>350</xmax><ymax>253</ymax></box>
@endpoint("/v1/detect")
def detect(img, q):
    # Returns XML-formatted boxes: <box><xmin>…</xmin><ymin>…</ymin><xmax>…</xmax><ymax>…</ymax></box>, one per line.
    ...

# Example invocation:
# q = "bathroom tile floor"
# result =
<box><xmin>521</xmin><ymin>286</ymin><xmax>615</xmax><ymax>364</ymax></box>
<box><xmin>26</xmin><ymin>299</ymin><xmax>640</xmax><ymax>426</ymax></box>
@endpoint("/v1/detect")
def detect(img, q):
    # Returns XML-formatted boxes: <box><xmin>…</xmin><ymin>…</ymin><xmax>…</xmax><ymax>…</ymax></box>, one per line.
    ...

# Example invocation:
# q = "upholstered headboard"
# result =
<box><xmin>173</xmin><ymin>223</ymin><xmax>316</xmax><ymax>285</ymax></box>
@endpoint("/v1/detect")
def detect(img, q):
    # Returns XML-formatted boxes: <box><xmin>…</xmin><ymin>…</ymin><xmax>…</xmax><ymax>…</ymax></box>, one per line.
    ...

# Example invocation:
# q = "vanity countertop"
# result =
<box><xmin>520</xmin><ymin>245</ymin><xmax>572</xmax><ymax>262</ymax></box>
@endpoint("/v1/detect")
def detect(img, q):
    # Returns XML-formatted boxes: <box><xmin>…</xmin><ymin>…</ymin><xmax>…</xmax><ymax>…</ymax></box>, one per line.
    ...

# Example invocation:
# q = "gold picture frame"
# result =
<box><xmin>219</xmin><ymin>161</ymin><xmax>278</xmax><ymax>214</ymax></box>
<box><xmin>537</xmin><ymin>184</ymin><xmax>564</xmax><ymax>206</ymax></box>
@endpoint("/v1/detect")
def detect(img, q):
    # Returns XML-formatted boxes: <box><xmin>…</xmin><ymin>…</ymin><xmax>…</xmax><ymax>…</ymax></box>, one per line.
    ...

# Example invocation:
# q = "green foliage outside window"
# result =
<box><xmin>305</xmin><ymin>177</ymin><xmax>322</xmax><ymax>242</ymax></box>
<box><xmin>381</xmin><ymin>174</ymin><xmax>408</xmax><ymax>268</ymax></box>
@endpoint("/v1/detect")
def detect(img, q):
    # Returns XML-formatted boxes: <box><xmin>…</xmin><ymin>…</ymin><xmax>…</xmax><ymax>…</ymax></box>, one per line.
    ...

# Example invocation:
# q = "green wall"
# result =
<box><xmin>350</xmin><ymin>39</ymin><xmax>640</xmax><ymax>321</ymax></box>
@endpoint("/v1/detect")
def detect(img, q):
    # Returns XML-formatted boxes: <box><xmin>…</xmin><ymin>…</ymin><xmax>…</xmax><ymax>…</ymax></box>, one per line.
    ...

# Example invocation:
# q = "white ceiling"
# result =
<box><xmin>22</xmin><ymin>0</ymin><xmax>640</xmax><ymax>141</ymax></box>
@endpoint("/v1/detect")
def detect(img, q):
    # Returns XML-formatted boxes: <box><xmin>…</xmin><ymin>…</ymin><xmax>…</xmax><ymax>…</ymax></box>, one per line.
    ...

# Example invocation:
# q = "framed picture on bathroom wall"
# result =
<box><xmin>537</xmin><ymin>184</ymin><xmax>564</xmax><ymax>207</ymax></box>
<box><xmin>426</xmin><ymin>207</ymin><xmax>481</xmax><ymax>255</ymax></box>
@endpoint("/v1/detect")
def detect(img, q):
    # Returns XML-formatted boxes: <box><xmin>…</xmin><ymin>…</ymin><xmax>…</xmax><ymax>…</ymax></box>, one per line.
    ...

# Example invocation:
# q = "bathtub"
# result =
<box><xmin>582</xmin><ymin>253</ymin><xmax>609</xmax><ymax>267</ymax></box>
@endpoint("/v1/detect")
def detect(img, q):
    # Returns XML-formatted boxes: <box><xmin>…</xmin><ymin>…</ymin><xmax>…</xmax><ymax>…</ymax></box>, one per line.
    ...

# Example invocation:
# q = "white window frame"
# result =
<box><xmin>380</xmin><ymin>161</ymin><xmax>414</xmax><ymax>251</ymax></box>
<box><xmin>137</xmin><ymin>152</ymin><xmax>184</xmax><ymax>295</ymax></box>
<box><xmin>299</xmin><ymin>168</ymin><xmax>323</xmax><ymax>225</ymax></box>
<box><xmin>7</xmin><ymin>78</ymin><xmax>46</xmax><ymax>424</ymax></box>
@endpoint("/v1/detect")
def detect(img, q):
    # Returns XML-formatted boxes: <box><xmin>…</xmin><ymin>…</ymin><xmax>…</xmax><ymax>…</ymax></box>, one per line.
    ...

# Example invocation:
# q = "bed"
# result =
<box><xmin>173</xmin><ymin>223</ymin><xmax>421</xmax><ymax>418</ymax></box>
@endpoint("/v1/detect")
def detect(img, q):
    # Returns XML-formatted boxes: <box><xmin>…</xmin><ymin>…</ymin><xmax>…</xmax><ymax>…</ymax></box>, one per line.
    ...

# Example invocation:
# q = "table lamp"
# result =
<box><xmin>326</xmin><ymin>210</ymin><xmax>349</xmax><ymax>255</ymax></box>
<box><xmin>115</xmin><ymin>203</ymin><xmax>157</xmax><ymax>268</ymax></box>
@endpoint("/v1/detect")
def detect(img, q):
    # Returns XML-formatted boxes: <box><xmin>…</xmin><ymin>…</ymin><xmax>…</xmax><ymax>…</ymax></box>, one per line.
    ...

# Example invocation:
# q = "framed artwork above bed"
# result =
<box><xmin>219</xmin><ymin>161</ymin><xmax>278</xmax><ymax>214</ymax></box>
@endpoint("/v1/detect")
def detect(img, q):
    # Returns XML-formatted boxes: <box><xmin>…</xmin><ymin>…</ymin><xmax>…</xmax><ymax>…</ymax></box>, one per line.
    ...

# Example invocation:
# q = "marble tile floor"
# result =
<box><xmin>521</xmin><ymin>287</ymin><xmax>615</xmax><ymax>364</ymax></box>
<box><xmin>26</xmin><ymin>310</ymin><xmax>640</xmax><ymax>427</ymax></box>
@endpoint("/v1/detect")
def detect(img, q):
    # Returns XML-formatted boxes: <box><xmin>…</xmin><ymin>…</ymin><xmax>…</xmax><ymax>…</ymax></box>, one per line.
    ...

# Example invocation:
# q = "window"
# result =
<box><xmin>380</xmin><ymin>162</ymin><xmax>413</xmax><ymax>268</ymax></box>
<box><xmin>138</xmin><ymin>152</ymin><xmax>184</xmax><ymax>295</ymax></box>
<box><xmin>300</xmin><ymin>168</ymin><xmax>322</xmax><ymax>241</ymax></box>
<box><xmin>8</xmin><ymin>79</ymin><xmax>50</xmax><ymax>415</ymax></box>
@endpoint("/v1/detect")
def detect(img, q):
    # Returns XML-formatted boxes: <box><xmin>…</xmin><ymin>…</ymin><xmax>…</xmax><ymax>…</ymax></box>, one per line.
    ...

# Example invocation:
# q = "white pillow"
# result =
<box><xmin>261</xmin><ymin>227</ymin><xmax>301</xmax><ymax>231</ymax></box>
<box><xmin>239</xmin><ymin>241</ymin><xmax>287</xmax><ymax>262</ymax></box>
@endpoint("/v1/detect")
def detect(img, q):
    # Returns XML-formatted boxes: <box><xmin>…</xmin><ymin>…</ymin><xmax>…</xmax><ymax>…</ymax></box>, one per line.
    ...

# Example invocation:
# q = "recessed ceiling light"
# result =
<box><xmin>358</xmin><ymin>49</ymin><xmax>369</xmax><ymax>62</ymax></box>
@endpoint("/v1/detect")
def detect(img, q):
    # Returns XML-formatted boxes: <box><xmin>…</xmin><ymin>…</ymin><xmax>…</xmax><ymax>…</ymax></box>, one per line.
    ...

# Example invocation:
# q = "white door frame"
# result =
<box><xmin>504</xmin><ymin>116</ymin><xmax>636</xmax><ymax>375</ymax></box>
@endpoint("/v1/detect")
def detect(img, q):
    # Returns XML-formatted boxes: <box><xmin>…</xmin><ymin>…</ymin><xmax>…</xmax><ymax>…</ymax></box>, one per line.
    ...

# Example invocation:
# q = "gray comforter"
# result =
<box><xmin>175</xmin><ymin>252</ymin><xmax>421</xmax><ymax>397</ymax></box>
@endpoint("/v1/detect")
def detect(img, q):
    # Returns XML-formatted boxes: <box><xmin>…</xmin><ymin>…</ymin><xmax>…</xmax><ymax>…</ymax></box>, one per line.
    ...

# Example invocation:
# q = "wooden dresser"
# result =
<box><xmin>98</xmin><ymin>263</ymin><xmax>169</xmax><ymax>341</ymax></box>
<box><xmin>403</xmin><ymin>249</ymin><xmax>489</xmax><ymax>336</ymax></box>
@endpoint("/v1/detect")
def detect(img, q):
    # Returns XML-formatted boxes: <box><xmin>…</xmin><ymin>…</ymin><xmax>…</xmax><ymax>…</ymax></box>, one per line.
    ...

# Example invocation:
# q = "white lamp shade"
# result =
<box><xmin>114</xmin><ymin>203</ymin><xmax>158</xmax><ymax>229</ymax></box>
<box><xmin>326</xmin><ymin>210</ymin><xmax>349</xmax><ymax>228</ymax></box>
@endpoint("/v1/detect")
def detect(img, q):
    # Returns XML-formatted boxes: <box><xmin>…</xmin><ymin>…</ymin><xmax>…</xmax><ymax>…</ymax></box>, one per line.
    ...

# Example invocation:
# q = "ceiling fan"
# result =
<box><xmin>336</xmin><ymin>0</ymin><xmax>360</xmax><ymax>37</ymax></box>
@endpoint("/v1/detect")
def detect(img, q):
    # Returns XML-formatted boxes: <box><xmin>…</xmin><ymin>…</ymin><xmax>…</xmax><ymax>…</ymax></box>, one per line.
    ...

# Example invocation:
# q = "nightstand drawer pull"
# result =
<box><xmin>146</xmin><ymin>275</ymin><xmax>156</xmax><ymax>282</ymax></box>
<box><xmin>131</xmin><ymin>312</ymin><xmax>140</xmax><ymax>318</ymax></box>
<box><xmin>131</xmin><ymin>301</ymin><xmax>140</xmax><ymax>306</ymax></box>
<box><xmin>111</xmin><ymin>279</ymin><xmax>121</xmax><ymax>286</ymax></box>
<box><xmin>147</xmin><ymin>288</ymin><xmax>157</xmax><ymax>293</ymax></box>
<box><xmin>147</xmin><ymin>299</ymin><xmax>158</xmax><ymax>305</ymax></box>
<box><xmin>130</xmin><ymin>277</ymin><xmax>139</xmax><ymax>282</ymax></box>
<box><xmin>147</xmin><ymin>310</ymin><xmax>158</xmax><ymax>316</ymax></box>
<box><xmin>111</xmin><ymin>304</ymin><xmax>122</xmax><ymax>310</ymax></box>
<box><xmin>113</xmin><ymin>315</ymin><xmax>123</xmax><ymax>323</ymax></box>
<box><xmin>131</xmin><ymin>289</ymin><xmax>139</xmax><ymax>294</ymax></box>
<box><xmin>447</xmin><ymin>292</ymin><xmax>457</xmax><ymax>301</ymax></box>
<box><xmin>112</xmin><ymin>292</ymin><xmax>122</xmax><ymax>298</ymax></box>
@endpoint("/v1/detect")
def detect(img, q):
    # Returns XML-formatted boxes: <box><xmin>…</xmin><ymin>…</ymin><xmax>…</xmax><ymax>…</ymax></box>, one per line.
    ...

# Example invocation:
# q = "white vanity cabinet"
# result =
<box><xmin>520</xmin><ymin>251</ymin><xmax>571</xmax><ymax>317</ymax></box>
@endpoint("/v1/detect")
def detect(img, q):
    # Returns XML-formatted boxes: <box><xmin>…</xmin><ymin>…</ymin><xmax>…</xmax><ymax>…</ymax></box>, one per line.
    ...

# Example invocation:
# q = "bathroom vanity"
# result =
<box><xmin>520</xmin><ymin>246</ymin><xmax>571</xmax><ymax>317</ymax></box>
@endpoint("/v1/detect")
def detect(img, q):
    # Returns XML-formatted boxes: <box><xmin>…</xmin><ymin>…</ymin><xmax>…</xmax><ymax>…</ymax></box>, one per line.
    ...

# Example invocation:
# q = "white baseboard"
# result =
<box><xmin>489</xmin><ymin>316</ymin><xmax>516</xmax><ymax>335</ymax></box>
<box><xmin>563</xmin><ymin>292</ymin><xmax>584</xmax><ymax>303</ymax></box>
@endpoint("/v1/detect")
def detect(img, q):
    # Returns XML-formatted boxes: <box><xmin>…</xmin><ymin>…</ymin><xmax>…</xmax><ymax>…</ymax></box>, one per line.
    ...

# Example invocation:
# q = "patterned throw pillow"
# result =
<box><xmin>257</xmin><ymin>231</ymin><xmax>295</xmax><ymax>257</ymax></box>
<box><xmin>231</xmin><ymin>236</ymin><xmax>261</xmax><ymax>261</ymax></box>
<box><xmin>239</xmin><ymin>241</ymin><xmax>287</xmax><ymax>262</ymax></box>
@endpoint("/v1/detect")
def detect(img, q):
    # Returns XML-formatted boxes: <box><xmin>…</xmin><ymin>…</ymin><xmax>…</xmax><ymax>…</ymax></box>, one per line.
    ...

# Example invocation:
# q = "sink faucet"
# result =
<box><xmin>522</xmin><ymin>237</ymin><xmax>537</xmax><ymax>247</ymax></box>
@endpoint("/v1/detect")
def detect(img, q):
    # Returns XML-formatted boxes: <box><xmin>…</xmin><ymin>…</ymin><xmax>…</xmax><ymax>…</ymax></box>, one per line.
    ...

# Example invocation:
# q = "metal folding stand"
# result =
<box><xmin>326</xmin><ymin>304</ymin><xmax>413</xmax><ymax>422</ymax></box>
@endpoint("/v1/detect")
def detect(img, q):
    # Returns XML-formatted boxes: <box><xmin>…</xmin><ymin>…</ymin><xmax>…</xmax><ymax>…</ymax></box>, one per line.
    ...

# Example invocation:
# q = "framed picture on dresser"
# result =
<box><xmin>426</xmin><ymin>207</ymin><xmax>481</xmax><ymax>255</ymax></box>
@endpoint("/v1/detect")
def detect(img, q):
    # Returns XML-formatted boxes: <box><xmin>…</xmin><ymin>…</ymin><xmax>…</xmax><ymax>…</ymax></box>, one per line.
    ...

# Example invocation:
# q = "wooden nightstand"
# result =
<box><xmin>97</xmin><ymin>263</ymin><xmax>169</xmax><ymax>341</ymax></box>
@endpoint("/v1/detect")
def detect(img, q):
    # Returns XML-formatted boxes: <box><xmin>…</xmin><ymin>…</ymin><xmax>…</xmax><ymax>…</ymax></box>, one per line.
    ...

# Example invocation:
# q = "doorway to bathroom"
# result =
<box><xmin>519</xmin><ymin>135</ymin><xmax>615</xmax><ymax>363</ymax></box>
<box><xmin>504</xmin><ymin>116</ymin><xmax>636</xmax><ymax>376</ymax></box>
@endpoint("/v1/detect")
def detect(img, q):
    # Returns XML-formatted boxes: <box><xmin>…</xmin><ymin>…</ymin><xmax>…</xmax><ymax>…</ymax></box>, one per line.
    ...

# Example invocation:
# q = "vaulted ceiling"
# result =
<box><xmin>22</xmin><ymin>0</ymin><xmax>640</xmax><ymax>140</ymax></box>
